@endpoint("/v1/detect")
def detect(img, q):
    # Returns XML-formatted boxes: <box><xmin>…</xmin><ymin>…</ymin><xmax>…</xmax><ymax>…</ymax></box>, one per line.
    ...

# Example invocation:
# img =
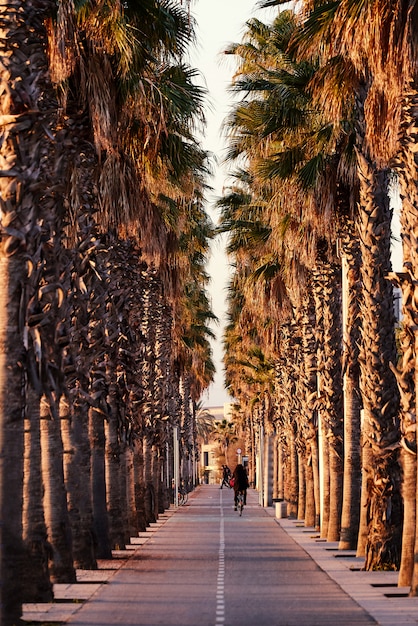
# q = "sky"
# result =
<box><xmin>188</xmin><ymin>0</ymin><xmax>277</xmax><ymax>408</ymax></box>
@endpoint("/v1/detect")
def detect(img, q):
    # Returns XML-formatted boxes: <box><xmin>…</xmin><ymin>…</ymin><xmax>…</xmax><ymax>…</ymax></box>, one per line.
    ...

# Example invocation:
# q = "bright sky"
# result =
<box><xmin>189</xmin><ymin>1</ymin><xmax>277</xmax><ymax>408</ymax></box>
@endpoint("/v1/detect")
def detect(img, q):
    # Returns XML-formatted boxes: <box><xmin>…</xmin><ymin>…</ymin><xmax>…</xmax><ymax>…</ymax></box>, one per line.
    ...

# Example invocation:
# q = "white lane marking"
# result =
<box><xmin>215</xmin><ymin>489</ymin><xmax>225</xmax><ymax>625</ymax></box>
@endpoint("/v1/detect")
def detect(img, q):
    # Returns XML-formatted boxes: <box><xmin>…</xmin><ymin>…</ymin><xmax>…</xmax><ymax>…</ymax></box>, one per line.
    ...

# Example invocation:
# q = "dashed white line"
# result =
<box><xmin>215</xmin><ymin>489</ymin><xmax>225</xmax><ymax>625</ymax></box>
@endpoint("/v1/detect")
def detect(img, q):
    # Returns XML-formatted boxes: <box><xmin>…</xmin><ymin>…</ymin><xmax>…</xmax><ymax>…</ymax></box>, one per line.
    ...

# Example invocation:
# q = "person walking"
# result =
<box><xmin>231</xmin><ymin>463</ymin><xmax>249</xmax><ymax>509</ymax></box>
<box><xmin>220</xmin><ymin>464</ymin><xmax>231</xmax><ymax>489</ymax></box>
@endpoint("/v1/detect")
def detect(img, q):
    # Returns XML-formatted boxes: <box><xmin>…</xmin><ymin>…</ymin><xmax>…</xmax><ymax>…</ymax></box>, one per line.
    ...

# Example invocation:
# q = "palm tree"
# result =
<box><xmin>195</xmin><ymin>402</ymin><xmax>216</xmax><ymax>442</ymax></box>
<box><xmin>230</xmin><ymin>3</ymin><xmax>399</xmax><ymax>565</ymax></box>
<box><xmin>267</xmin><ymin>0</ymin><xmax>405</xmax><ymax>553</ymax></box>
<box><xmin>22</xmin><ymin>388</ymin><xmax>53</xmax><ymax>602</ymax></box>
<box><xmin>0</xmin><ymin>1</ymin><xmax>61</xmax><ymax>622</ymax></box>
<box><xmin>221</xmin><ymin>10</ymin><xmax>347</xmax><ymax>535</ymax></box>
<box><xmin>211</xmin><ymin>419</ymin><xmax>238</xmax><ymax>467</ymax></box>
<box><xmin>0</xmin><ymin>0</ymin><xmax>215</xmax><ymax>619</ymax></box>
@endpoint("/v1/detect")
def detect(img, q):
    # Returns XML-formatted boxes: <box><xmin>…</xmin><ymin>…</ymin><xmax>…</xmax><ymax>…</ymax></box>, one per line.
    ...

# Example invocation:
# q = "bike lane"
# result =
<box><xmin>222</xmin><ymin>489</ymin><xmax>375</xmax><ymax>626</ymax></box>
<box><xmin>66</xmin><ymin>485</ymin><xmax>376</xmax><ymax>626</ymax></box>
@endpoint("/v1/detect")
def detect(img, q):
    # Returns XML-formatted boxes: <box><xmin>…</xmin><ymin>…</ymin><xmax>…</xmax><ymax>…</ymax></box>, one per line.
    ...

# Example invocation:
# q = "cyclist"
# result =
<box><xmin>220</xmin><ymin>464</ymin><xmax>232</xmax><ymax>489</ymax></box>
<box><xmin>232</xmin><ymin>463</ymin><xmax>249</xmax><ymax>510</ymax></box>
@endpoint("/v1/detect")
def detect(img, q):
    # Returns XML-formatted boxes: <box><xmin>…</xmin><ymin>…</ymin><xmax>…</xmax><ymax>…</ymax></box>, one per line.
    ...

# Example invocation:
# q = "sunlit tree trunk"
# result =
<box><xmin>105</xmin><ymin>420</ymin><xmax>126</xmax><ymax>550</ymax></box>
<box><xmin>22</xmin><ymin>388</ymin><xmax>53</xmax><ymax>601</ymax></box>
<box><xmin>297</xmin><ymin>450</ymin><xmax>306</xmax><ymax>520</ymax></box>
<box><xmin>314</xmin><ymin>263</ymin><xmax>343</xmax><ymax>542</ymax></box>
<box><xmin>385</xmin><ymin>291</ymin><xmax>415</xmax><ymax>586</ymax></box>
<box><xmin>40</xmin><ymin>397</ymin><xmax>76</xmax><ymax>582</ymax></box>
<box><xmin>61</xmin><ymin>395</ymin><xmax>97</xmax><ymax>569</ymax></box>
<box><xmin>400</xmin><ymin>447</ymin><xmax>416</xmax><ymax>587</ymax></box>
<box><xmin>272</xmin><ymin>433</ymin><xmax>279</xmax><ymax>500</ymax></box>
<box><xmin>125</xmin><ymin>447</ymin><xmax>137</xmax><ymax>537</ymax></box>
<box><xmin>287</xmin><ymin>428</ymin><xmax>298</xmax><ymax>518</ymax></box>
<box><xmin>320</xmin><ymin>424</ymin><xmax>330</xmax><ymax>539</ymax></box>
<box><xmin>339</xmin><ymin>236</ymin><xmax>362</xmax><ymax>551</ymax></box>
<box><xmin>392</xmin><ymin>89</ymin><xmax>418</xmax><ymax>592</ymax></box>
<box><xmin>143</xmin><ymin>435</ymin><xmax>156</xmax><ymax>524</ymax></box>
<box><xmin>356</xmin><ymin>156</ymin><xmax>402</xmax><ymax>570</ymax></box>
<box><xmin>311</xmin><ymin>437</ymin><xmax>321</xmax><ymax>531</ymax></box>
<box><xmin>90</xmin><ymin>405</ymin><xmax>112</xmax><ymax>558</ymax></box>
<box><xmin>0</xmin><ymin>0</ymin><xmax>57</xmax><ymax>620</ymax></box>
<box><xmin>304</xmin><ymin>456</ymin><xmax>315</xmax><ymax>527</ymax></box>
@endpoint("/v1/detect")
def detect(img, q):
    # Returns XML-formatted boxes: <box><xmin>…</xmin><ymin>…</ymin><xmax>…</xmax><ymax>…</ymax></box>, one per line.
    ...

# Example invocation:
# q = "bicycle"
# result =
<box><xmin>236</xmin><ymin>491</ymin><xmax>245</xmax><ymax>516</ymax></box>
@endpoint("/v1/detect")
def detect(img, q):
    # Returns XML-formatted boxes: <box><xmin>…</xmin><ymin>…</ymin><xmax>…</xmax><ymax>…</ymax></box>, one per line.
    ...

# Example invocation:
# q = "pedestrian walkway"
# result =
<box><xmin>21</xmin><ymin>485</ymin><xmax>418</xmax><ymax>625</ymax></box>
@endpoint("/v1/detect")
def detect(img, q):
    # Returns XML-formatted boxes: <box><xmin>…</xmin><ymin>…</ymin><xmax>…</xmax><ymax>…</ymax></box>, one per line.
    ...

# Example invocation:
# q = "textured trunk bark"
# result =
<box><xmin>40</xmin><ymin>397</ymin><xmax>76</xmax><ymax>582</ymax></box>
<box><xmin>356</xmin><ymin>158</ymin><xmax>402</xmax><ymax>570</ymax></box>
<box><xmin>304</xmin><ymin>455</ymin><xmax>316</xmax><ymax>527</ymax></box>
<box><xmin>297</xmin><ymin>450</ymin><xmax>306</xmax><ymax>521</ymax></box>
<box><xmin>320</xmin><ymin>428</ymin><xmax>330</xmax><ymax>539</ymax></box>
<box><xmin>338</xmin><ymin>373</ymin><xmax>362</xmax><ymax>550</ymax></box>
<box><xmin>277</xmin><ymin>439</ymin><xmax>284</xmax><ymax>501</ymax></box>
<box><xmin>327</xmin><ymin>445</ymin><xmax>343</xmax><ymax>542</ymax></box>
<box><xmin>143</xmin><ymin>436</ymin><xmax>156</xmax><ymax>524</ymax></box>
<box><xmin>357</xmin><ymin>443</ymin><xmax>372</xmax><ymax>557</ymax></box>
<box><xmin>105</xmin><ymin>415</ymin><xmax>126</xmax><ymax>550</ymax></box>
<box><xmin>22</xmin><ymin>389</ymin><xmax>53</xmax><ymax>601</ymax></box>
<box><xmin>134</xmin><ymin>441</ymin><xmax>148</xmax><ymax>531</ymax></box>
<box><xmin>339</xmin><ymin>220</ymin><xmax>362</xmax><ymax>550</ymax></box>
<box><xmin>0</xmin><ymin>1</ymin><xmax>56</xmax><ymax>621</ymax></box>
<box><xmin>89</xmin><ymin>407</ymin><xmax>112</xmax><ymax>559</ymax></box>
<box><xmin>287</xmin><ymin>430</ymin><xmax>298</xmax><ymax>519</ymax></box>
<box><xmin>311</xmin><ymin>438</ymin><xmax>321</xmax><ymax>531</ymax></box>
<box><xmin>61</xmin><ymin>396</ymin><xmax>97</xmax><ymax>570</ymax></box>
<box><xmin>125</xmin><ymin>447</ymin><xmax>138</xmax><ymax>537</ymax></box>
<box><xmin>399</xmin><ymin>448</ymin><xmax>416</xmax><ymax>587</ymax></box>
<box><xmin>391</xmin><ymin>88</ymin><xmax>418</xmax><ymax>591</ymax></box>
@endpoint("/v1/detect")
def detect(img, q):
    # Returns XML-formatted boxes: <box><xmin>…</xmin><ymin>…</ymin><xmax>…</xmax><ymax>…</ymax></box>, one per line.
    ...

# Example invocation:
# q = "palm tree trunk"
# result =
<box><xmin>287</xmin><ymin>429</ymin><xmax>298</xmax><ymax>518</ymax></box>
<box><xmin>328</xmin><ymin>444</ymin><xmax>343</xmax><ymax>542</ymax></box>
<box><xmin>356</xmin><ymin>156</ymin><xmax>402</xmax><ymax>570</ymax></box>
<box><xmin>143</xmin><ymin>436</ymin><xmax>156</xmax><ymax>524</ymax></box>
<box><xmin>0</xmin><ymin>256</ymin><xmax>27</xmax><ymax>624</ymax></box>
<box><xmin>61</xmin><ymin>395</ymin><xmax>97</xmax><ymax>569</ymax></box>
<box><xmin>133</xmin><ymin>441</ymin><xmax>148</xmax><ymax>531</ymax></box>
<box><xmin>311</xmin><ymin>437</ymin><xmax>321</xmax><ymax>531</ymax></box>
<box><xmin>0</xmin><ymin>1</ymin><xmax>56</xmax><ymax>620</ymax></box>
<box><xmin>89</xmin><ymin>406</ymin><xmax>112</xmax><ymax>558</ymax></box>
<box><xmin>151</xmin><ymin>444</ymin><xmax>162</xmax><ymax>518</ymax></box>
<box><xmin>391</xmin><ymin>90</ymin><xmax>418</xmax><ymax>591</ymax></box>
<box><xmin>339</xmin><ymin>372</ymin><xmax>362</xmax><ymax>549</ymax></box>
<box><xmin>304</xmin><ymin>450</ymin><xmax>316</xmax><ymax>527</ymax></box>
<box><xmin>297</xmin><ymin>450</ymin><xmax>306</xmax><ymax>520</ymax></box>
<box><xmin>125</xmin><ymin>447</ymin><xmax>138</xmax><ymax>537</ymax></box>
<box><xmin>357</xmin><ymin>443</ymin><xmax>372</xmax><ymax>557</ymax></box>
<box><xmin>312</xmin><ymin>263</ymin><xmax>343</xmax><ymax>540</ymax></box>
<box><xmin>272</xmin><ymin>433</ymin><xmax>279</xmax><ymax>500</ymax></box>
<box><xmin>399</xmin><ymin>447</ymin><xmax>416</xmax><ymax>587</ymax></box>
<box><xmin>384</xmin><ymin>310</ymin><xmax>416</xmax><ymax>586</ymax></box>
<box><xmin>320</xmin><ymin>423</ymin><xmax>330</xmax><ymax>539</ymax></box>
<box><xmin>339</xmin><ymin>240</ymin><xmax>362</xmax><ymax>550</ymax></box>
<box><xmin>277</xmin><ymin>436</ymin><xmax>284</xmax><ymax>500</ymax></box>
<box><xmin>40</xmin><ymin>396</ymin><xmax>76</xmax><ymax>582</ymax></box>
<box><xmin>105</xmin><ymin>414</ymin><xmax>127</xmax><ymax>550</ymax></box>
<box><xmin>22</xmin><ymin>388</ymin><xmax>53</xmax><ymax>601</ymax></box>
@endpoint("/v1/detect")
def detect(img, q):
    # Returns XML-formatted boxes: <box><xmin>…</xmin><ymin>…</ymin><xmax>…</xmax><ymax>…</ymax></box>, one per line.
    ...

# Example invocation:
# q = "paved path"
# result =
<box><xmin>23</xmin><ymin>485</ymin><xmax>418</xmax><ymax>625</ymax></box>
<box><xmin>61</xmin><ymin>485</ymin><xmax>376</xmax><ymax>626</ymax></box>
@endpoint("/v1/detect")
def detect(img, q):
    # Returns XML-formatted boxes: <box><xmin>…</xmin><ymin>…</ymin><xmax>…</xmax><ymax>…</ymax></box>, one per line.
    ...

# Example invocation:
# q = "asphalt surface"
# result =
<box><xmin>23</xmin><ymin>485</ymin><xmax>418</xmax><ymax>625</ymax></box>
<box><xmin>58</xmin><ymin>485</ymin><xmax>378</xmax><ymax>626</ymax></box>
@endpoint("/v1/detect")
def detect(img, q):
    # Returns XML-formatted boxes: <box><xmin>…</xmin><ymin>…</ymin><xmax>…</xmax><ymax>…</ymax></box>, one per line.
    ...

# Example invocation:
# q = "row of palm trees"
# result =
<box><xmin>0</xmin><ymin>1</ymin><xmax>216</xmax><ymax>624</ymax></box>
<box><xmin>219</xmin><ymin>0</ymin><xmax>418</xmax><ymax>595</ymax></box>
